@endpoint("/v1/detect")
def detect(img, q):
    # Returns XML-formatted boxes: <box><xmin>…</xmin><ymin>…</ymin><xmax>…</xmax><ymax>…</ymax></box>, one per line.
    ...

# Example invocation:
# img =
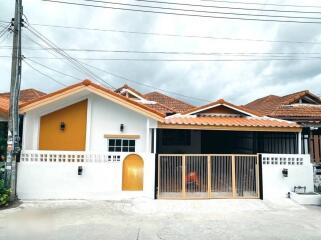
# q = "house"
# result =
<box><xmin>16</xmin><ymin>80</ymin><xmax>314</xmax><ymax>200</ymax></box>
<box><xmin>0</xmin><ymin>89</ymin><xmax>46</xmax><ymax>160</ymax></box>
<box><xmin>245</xmin><ymin>90</ymin><xmax>321</xmax><ymax>191</ymax></box>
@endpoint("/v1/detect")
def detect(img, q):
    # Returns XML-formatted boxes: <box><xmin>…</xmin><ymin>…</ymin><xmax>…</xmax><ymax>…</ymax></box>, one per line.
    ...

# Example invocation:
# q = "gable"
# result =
<box><xmin>196</xmin><ymin>105</ymin><xmax>247</xmax><ymax>116</ymax></box>
<box><xmin>185</xmin><ymin>99</ymin><xmax>260</xmax><ymax>117</ymax></box>
<box><xmin>281</xmin><ymin>90</ymin><xmax>321</xmax><ymax>105</ymax></box>
<box><xmin>20</xmin><ymin>80</ymin><xmax>164</xmax><ymax>121</ymax></box>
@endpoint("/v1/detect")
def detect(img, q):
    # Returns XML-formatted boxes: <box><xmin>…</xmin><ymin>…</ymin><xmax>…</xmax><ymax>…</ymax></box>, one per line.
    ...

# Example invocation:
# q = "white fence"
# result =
<box><xmin>17</xmin><ymin>150</ymin><xmax>155</xmax><ymax>200</ymax></box>
<box><xmin>261</xmin><ymin>154</ymin><xmax>314</xmax><ymax>199</ymax></box>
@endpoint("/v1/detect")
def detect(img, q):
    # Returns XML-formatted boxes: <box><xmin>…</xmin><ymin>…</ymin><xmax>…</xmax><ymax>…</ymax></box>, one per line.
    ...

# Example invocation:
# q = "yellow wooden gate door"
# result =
<box><xmin>122</xmin><ymin>154</ymin><xmax>144</xmax><ymax>191</ymax></box>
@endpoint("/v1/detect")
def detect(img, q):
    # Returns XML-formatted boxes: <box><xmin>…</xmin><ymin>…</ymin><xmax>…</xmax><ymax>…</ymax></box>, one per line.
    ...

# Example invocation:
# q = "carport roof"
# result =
<box><xmin>159</xmin><ymin>116</ymin><xmax>301</xmax><ymax>132</ymax></box>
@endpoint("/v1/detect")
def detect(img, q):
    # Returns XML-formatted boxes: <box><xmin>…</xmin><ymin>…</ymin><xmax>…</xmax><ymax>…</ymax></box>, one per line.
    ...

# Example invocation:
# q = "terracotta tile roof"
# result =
<box><xmin>0</xmin><ymin>96</ymin><xmax>9</xmax><ymax>115</ymax></box>
<box><xmin>0</xmin><ymin>88</ymin><xmax>46</xmax><ymax>104</ymax></box>
<box><xmin>184</xmin><ymin>99</ymin><xmax>263</xmax><ymax>117</ymax></box>
<box><xmin>0</xmin><ymin>88</ymin><xmax>46</xmax><ymax>115</ymax></box>
<box><xmin>245</xmin><ymin>95</ymin><xmax>283</xmax><ymax>115</ymax></box>
<box><xmin>270</xmin><ymin>104</ymin><xmax>321</xmax><ymax>119</ymax></box>
<box><xmin>20</xmin><ymin>80</ymin><xmax>165</xmax><ymax>120</ymax></box>
<box><xmin>144</xmin><ymin>91</ymin><xmax>194</xmax><ymax>113</ymax></box>
<box><xmin>141</xmin><ymin>102</ymin><xmax>176</xmax><ymax>115</ymax></box>
<box><xmin>245</xmin><ymin>90</ymin><xmax>321</xmax><ymax>116</ymax></box>
<box><xmin>162</xmin><ymin>116</ymin><xmax>300</xmax><ymax>129</ymax></box>
<box><xmin>281</xmin><ymin>90</ymin><xmax>321</xmax><ymax>105</ymax></box>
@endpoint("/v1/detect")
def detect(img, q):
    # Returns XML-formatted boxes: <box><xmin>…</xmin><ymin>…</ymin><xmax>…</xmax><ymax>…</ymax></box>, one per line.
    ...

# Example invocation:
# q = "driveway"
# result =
<box><xmin>0</xmin><ymin>198</ymin><xmax>321</xmax><ymax>240</ymax></box>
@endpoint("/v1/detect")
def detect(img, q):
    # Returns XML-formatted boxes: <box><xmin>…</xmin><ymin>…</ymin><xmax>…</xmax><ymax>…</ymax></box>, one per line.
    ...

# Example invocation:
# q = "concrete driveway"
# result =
<box><xmin>0</xmin><ymin>198</ymin><xmax>321</xmax><ymax>240</ymax></box>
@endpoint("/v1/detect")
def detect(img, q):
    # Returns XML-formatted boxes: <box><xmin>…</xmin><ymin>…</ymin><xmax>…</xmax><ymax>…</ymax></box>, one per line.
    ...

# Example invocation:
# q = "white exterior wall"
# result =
<box><xmin>262</xmin><ymin>154</ymin><xmax>314</xmax><ymax>199</ymax></box>
<box><xmin>22</xmin><ymin>92</ymin><xmax>157</xmax><ymax>153</ymax></box>
<box><xmin>17</xmin><ymin>151</ymin><xmax>155</xmax><ymax>200</ymax></box>
<box><xmin>18</xmin><ymin>91</ymin><xmax>158</xmax><ymax>200</ymax></box>
<box><xmin>87</xmin><ymin>94</ymin><xmax>157</xmax><ymax>152</ymax></box>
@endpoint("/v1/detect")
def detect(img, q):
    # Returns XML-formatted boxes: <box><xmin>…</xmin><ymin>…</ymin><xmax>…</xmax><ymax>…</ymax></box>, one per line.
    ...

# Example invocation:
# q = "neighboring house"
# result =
<box><xmin>245</xmin><ymin>90</ymin><xmax>321</xmax><ymax>163</ymax></box>
<box><xmin>115</xmin><ymin>84</ymin><xmax>194</xmax><ymax>115</ymax></box>
<box><xmin>16</xmin><ymin>80</ymin><xmax>314</xmax><ymax>200</ymax></box>
<box><xmin>0</xmin><ymin>89</ymin><xmax>46</xmax><ymax>159</ymax></box>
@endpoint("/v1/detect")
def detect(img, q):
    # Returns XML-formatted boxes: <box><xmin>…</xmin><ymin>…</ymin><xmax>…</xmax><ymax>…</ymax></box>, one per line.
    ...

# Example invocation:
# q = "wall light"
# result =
<box><xmin>282</xmin><ymin>168</ymin><xmax>288</xmax><ymax>177</ymax></box>
<box><xmin>60</xmin><ymin>122</ymin><xmax>66</xmax><ymax>131</ymax></box>
<box><xmin>78</xmin><ymin>166</ymin><xmax>83</xmax><ymax>175</ymax></box>
<box><xmin>120</xmin><ymin>123</ymin><xmax>124</xmax><ymax>132</ymax></box>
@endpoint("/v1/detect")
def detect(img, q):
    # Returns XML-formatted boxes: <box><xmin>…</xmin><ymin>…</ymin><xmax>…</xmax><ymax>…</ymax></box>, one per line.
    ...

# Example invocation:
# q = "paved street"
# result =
<box><xmin>0</xmin><ymin>198</ymin><xmax>321</xmax><ymax>240</ymax></box>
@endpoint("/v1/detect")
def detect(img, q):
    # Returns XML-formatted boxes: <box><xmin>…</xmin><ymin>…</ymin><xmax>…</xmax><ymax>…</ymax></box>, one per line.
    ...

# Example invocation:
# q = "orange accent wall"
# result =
<box><xmin>39</xmin><ymin>100</ymin><xmax>87</xmax><ymax>151</ymax></box>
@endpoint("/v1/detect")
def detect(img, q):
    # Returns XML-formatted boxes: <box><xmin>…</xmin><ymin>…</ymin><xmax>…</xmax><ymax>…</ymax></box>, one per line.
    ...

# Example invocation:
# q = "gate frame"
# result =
<box><xmin>157</xmin><ymin>154</ymin><xmax>260</xmax><ymax>200</ymax></box>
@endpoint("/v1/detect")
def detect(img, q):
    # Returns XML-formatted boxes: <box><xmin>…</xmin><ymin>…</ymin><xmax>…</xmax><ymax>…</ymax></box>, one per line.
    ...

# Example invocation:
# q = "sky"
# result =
<box><xmin>1</xmin><ymin>0</ymin><xmax>321</xmax><ymax>106</ymax></box>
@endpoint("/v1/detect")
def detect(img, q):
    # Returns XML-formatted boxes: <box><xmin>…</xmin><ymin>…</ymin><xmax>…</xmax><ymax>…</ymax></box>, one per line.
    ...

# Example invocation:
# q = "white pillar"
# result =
<box><xmin>85</xmin><ymin>97</ymin><xmax>92</xmax><ymax>151</ymax></box>
<box><xmin>298</xmin><ymin>131</ymin><xmax>302</xmax><ymax>154</ymax></box>
<box><xmin>146</xmin><ymin>118</ymin><xmax>150</xmax><ymax>153</ymax></box>
<box><xmin>153</xmin><ymin>128</ymin><xmax>157</xmax><ymax>154</ymax></box>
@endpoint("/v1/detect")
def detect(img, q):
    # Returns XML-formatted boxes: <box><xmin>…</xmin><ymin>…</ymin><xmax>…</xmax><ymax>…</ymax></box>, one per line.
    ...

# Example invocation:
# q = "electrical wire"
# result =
<box><xmin>3</xmin><ymin>19</ymin><xmax>321</xmax><ymax>45</ymax></box>
<box><xmin>25</xmin><ymin>58</ymin><xmax>83</xmax><ymax>81</ymax></box>
<box><xmin>200</xmin><ymin>0</ymin><xmax>321</xmax><ymax>9</ymax></box>
<box><xmin>5</xmin><ymin>46</ymin><xmax>321</xmax><ymax>57</ymax></box>
<box><xmin>23</xmin><ymin>23</ymin><xmax>116</xmax><ymax>89</ymax></box>
<box><xmin>79</xmin><ymin>0</ymin><xmax>321</xmax><ymax>17</ymax></box>
<box><xmin>23</xmin><ymin>59</ymin><xmax>67</xmax><ymax>86</ymax></box>
<box><xmin>40</xmin><ymin>0</ymin><xmax>321</xmax><ymax>24</ymax></box>
<box><xmin>4</xmin><ymin>55</ymin><xmax>321</xmax><ymax>61</ymax></box>
<box><xmin>125</xmin><ymin>0</ymin><xmax>321</xmax><ymax>15</ymax></box>
<box><xmin>78</xmin><ymin>60</ymin><xmax>212</xmax><ymax>103</ymax></box>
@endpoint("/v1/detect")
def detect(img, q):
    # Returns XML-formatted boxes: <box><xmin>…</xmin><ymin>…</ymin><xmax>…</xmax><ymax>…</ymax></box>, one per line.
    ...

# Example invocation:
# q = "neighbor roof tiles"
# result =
<box><xmin>144</xmin><ymin>91</ymin><xmax>194</xmax><ymax>113</ymax></box>
<box><xmin>0</xmin><ymin>89</ymin><xmax>46</xmax><ymax>115</ymax></box>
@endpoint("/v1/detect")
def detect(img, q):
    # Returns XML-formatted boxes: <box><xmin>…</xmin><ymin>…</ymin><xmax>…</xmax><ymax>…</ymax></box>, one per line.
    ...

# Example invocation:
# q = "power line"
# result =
<box><xmin>40</xmin><ymin>0</ymin><xmax>321</xmax><ymax>24</ymax></box>
<box><xmin>132</xmin><ymin>0</ymin><xmax>321</xmax><ymax>15</ymax></box>
<box><xmin>4</xmin><ymin>55</ymin><xmax>321</xmax><ymax>61</ymax></box>
<box><xmin>200</xmin><ymin>0</ymin><xmax>321</xmax><ymax>9</ymax></box>
<box><xmin>17</xmin><ymin>22</ymin><xmax>321</xmax><ymax>46</ymax></box>
<box><xmin>23</xmin><ymin>23</ymin><xmax>116</xmax><ymax>89</ymax></box>
<box><xmin>23</xmin><ymin>59</ymin><xmax>67</xmax><ymax>86</ymax></box>
<box><xmin>26</xmin><ymin>25</ymin><xmax>116</xmax><ymax>89</ymax></box>
<box><xmin>21</xmin><ymin>40</ymin><xmax>212</xmax><ymax>103</ymax></box>
<box><xmin>5</xmin><ymin>46</ymin><xmax>321</xmax><ymax>56</ymax></box>
<box><xmin>86</xmin><ymin>0</ymin><xmax>321</xmax><ymax>15</ymax></box>
<box><xmin>0</xmin><ymin>19</ymin><xmax>315</xmax><ymax>47</ymax></box>
<box><xmin>25</xmin><ymin>58</ymin><xmax>82</xmax><ymax>81</ymax></box>
<box><xmin>19</xmin><ymin>31</ymin><xmax>213</xmax><ymax>103</ymax></box>
<box><xmin>78</xmin><ymin>60</ymin><xmax>212</xmax><ymax>103</ymax></box>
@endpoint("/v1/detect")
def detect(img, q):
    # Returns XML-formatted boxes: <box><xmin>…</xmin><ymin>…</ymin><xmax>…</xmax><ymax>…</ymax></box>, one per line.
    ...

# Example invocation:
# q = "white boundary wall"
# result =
<box><xmin>17</xmin><ymin>151</ymin><xmax>155</xmax><ymax>200</ymax></box>
<box><xmin>262</xmin><ymin>154</ymin><xmax>314</xmax><ymax>199</ymax></box>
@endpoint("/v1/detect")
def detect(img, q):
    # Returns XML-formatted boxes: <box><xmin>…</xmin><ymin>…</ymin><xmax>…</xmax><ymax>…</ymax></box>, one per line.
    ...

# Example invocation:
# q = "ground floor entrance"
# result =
<box><xmin>157</xmin><ymin>154</ymin><xmax>260</xmax><ymax>199</ymax></box>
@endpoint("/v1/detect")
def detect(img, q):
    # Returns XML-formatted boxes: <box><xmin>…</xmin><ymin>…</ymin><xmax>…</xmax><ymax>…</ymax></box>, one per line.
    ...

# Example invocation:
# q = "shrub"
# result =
<box><xmin>0</xmin><ymin>179</ymin><xmax>10</xmax><ymax>207</ymax></box>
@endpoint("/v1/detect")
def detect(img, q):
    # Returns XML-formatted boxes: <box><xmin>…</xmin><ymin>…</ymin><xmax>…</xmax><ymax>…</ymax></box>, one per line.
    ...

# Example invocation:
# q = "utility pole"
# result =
<box><xmin>5</xmin><ymin>0</ymin><xmax>23</xmax><ymax>201</ymax></box>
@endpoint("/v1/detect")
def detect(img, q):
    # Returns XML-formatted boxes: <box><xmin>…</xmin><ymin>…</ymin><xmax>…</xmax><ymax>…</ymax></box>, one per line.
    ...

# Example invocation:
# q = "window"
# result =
<box><xmin>108</xmin><ymin>139</ymin><xmax>136</xmax><ymax>152</ymax></box>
